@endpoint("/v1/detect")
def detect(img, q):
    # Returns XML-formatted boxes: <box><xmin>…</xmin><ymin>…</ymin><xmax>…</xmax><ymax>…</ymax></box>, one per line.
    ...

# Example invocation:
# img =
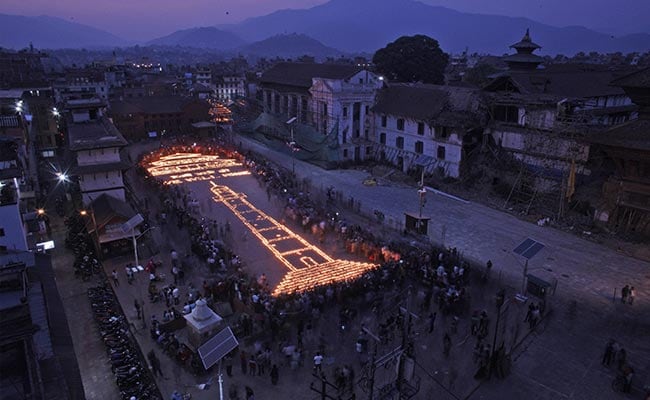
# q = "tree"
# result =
<box><xmin>372</xmin><ymin>35</ymin><xmax>449</xmax><ymax>84</ymax></box>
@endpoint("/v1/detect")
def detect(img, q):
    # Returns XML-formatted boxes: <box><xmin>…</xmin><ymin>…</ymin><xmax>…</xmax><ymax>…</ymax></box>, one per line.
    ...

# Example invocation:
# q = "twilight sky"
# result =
<box><xmin>2</xmin><ymin>0</ymin><xmax>649</xmax><ymax>41</ymax></box>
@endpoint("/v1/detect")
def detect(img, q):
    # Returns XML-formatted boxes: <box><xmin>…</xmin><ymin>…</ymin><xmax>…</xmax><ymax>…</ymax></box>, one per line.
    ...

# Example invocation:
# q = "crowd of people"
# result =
<box><xmin>135</xmin><ymin>137</ymin><xmax>640</xmax><ymax>399</ymax></box>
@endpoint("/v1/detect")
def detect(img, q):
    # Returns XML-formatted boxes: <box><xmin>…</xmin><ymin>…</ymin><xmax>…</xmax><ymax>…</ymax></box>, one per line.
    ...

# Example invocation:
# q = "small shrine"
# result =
<box><xmin>184</xmin><ymin>299</ymin><xmax>223</xmax><ymax>347</ymax></box>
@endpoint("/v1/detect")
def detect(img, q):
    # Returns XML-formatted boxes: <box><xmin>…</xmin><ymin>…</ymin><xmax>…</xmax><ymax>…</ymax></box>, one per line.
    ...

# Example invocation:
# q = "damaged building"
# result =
<box><xmin>590</xmin><ymin>67</ymin><xmax>650</xmax><ymax>236</ymax></box>
<box><xmin>482</xmin><ymin>30</ymin><xmax>637</xmax><ymax>216</ymax></box>
<box><xmin>371</xmin><ymin>83</ymin><xmax>486</xmax><ymax>178</ymax></box>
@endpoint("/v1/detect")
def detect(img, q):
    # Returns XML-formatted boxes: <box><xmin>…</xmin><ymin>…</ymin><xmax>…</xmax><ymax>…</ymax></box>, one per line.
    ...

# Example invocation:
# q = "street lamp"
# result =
<box><xmin>286</xmin><ymin>117</ymin><xmax>298</xmax><ymax>175</ymax></box>
<box><xmin>37</xmin><ymin>208</ymin><xmax>45</xmax><ymax>215</ymax></box>
<box><xmin>489</xmin><ymin>289</ymin><xmax>506</xmax><ymax>379</ymax></box>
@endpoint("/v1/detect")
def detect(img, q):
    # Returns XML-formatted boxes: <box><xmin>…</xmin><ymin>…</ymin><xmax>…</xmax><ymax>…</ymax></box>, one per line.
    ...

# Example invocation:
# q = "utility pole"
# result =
<box><xmin>362</xmin><ymin>327</ymin><xmax>381</xmax><ymax>400</ymax></box>
<box><xmin>310</xmin><ymin>372</ymin><xmax>352</xmax><ymax>400</ymax></box>
<box><xmin>489</xmin><ymin>289</ymin><xmax>506</xmax><ymax>379</ymax></box>
<box><xmin>397</xmin><ymin>286</ymin><xmax>413</xmax><ymax>394</ymax></box>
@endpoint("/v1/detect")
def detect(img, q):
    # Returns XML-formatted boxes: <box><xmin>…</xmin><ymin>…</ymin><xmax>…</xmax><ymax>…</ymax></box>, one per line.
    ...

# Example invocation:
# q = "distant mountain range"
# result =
<box><xmin>146</xmin><ymin>27</ymin><xmax>246</xmax><ymax>49</ymax></box>
<box><xmin>0</xmin><ymin>13</ymin><xmax>128</xmax><ymax>49</ymax></box>
<box><xmin>220</xmin><ymin>0</ymin><xmax>650</xmax><ymax>54</ymax></box>
<box><xmin>2</xmin><ymin>0</ymin><xmax>650</xmax><ymax>55</ymax></box>
<box><xmin>237</xmin><ymin>33</ymin><xmax>342</xmax><ymax>58</ymax></box>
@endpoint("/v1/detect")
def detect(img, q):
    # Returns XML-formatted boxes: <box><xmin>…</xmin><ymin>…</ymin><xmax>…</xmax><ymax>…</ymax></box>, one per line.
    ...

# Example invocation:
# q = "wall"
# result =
<box><xmin>0</xmin><ymin>202</ymin><xmax>28</xmax><ymax>251</ymax></box>
<box><xmin>76</xmin><ymin>147</ymin><xmax>121</xmax><ymax>166</ymax></box>
<box><xmin>373</xmin><ymin>113</ymin><xmax>464</xmax><ymax>178</ymax></box>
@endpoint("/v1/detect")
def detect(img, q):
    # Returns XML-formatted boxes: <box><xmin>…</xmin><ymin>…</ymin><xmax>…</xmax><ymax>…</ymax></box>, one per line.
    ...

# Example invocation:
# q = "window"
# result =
<box><xmin>343</xmin><ymin>107</ymin><xmax>348</xmax><ymax>117</ymax></box>
<box><xmin>437</xmin><ymin>126</ymin><xmax>449</xmax><ymax>138</ymax></box>
<box><xmin>492</xmin><ymin>105</ymin><xmax>519</xmax><ymax>124</ymax></box>
<box><xmin>359</xmin><ymin>78</ymin><xmax>363</xmax><ymax>84</ymax></box>
<box><xmin>415</xmin><ymin>141</ymin><xmax>424</xmax><ymax>154</ymax></box>
<box><xmin>366</xmin><ymin>146</ymin><xmax>372</xmax><ymax>155</ymax></box>
<box><xmin>437</xmin><ymin>145</ymin><xmax>446</xmax><ymax>160</ymax></box>
<box><xmin>380</xmin><ymin>133</ymin><xmax>386</xmax><ymax>144</ymax></box>
<box><xmin>381</xmin><ymin>115</ymin><xmax>387</xmax><ymax>127</ymax></box>
<box><xmin>417</xmin><ymin>122</ymin><xmax>424</xmax><ymax>135</ymax></box>
<box><xmin>365</xmin><ymin>105</ymin><xmax>369</xmax><ymax>114</ymax></box>
<box><xmin>343</xmin><ymin>149</ymin><xmax>348</xmax><ymax>158</ymax></box>
<box><xmin>397</xmin><ymin>118</ymin><xmax>405</xmax><ymax>131</ymax></box>
<box><xmin>0</xmin><ymin>228</ymin><xmax>5</xmax><ymax>237</ymax></box>
<box><xmin>396</xmin><ymin>136</ymin><xmax>404</xmax><ymax>149</ymax></box>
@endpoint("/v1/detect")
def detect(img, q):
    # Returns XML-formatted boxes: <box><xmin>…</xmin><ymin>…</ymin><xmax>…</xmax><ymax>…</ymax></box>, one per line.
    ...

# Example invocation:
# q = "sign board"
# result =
<box><xmin>36</xmin><ymin>240</ymin><xmax>55</xmax><ymax>251</ymax></box>
<box><xmin>121</xmin><ymin>213</ymin><xmax>144</xmax><ymax>234</ymax></box>
<box><xmin>198</xmin><ymin>326</ymin><xmax>239</xmax><ymax>370</ymax></box>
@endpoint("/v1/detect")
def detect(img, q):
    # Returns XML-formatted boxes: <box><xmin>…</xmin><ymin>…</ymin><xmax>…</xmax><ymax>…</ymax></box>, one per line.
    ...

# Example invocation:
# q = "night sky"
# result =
<box><xmin>2</xmin><ymin>0</ymin><xmax>649</xmax><ymax>40</ymax></box>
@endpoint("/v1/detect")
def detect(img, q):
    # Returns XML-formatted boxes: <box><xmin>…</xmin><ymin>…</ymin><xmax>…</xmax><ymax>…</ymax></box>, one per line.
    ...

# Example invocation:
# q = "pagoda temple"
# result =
<box><xmin>503</xmin><ymin>29</ymin><xmax>544</xmax><ymax>70</ymax></box>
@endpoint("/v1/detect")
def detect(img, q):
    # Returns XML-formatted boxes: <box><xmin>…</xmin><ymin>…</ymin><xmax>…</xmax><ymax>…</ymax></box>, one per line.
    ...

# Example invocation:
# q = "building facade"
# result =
<box><xmin>372</xmin><ymin>83</ymin><xmax>485</xmax><ymax>178</ymax></box>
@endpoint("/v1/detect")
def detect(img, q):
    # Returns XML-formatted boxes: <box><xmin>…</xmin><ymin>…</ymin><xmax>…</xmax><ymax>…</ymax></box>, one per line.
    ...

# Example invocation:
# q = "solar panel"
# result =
<box><xmin>513</xmin><ymin>238</ymin><xmax>535</xmax><ymax>255</ymax></box>
<box><xmin>513</xmin><ymin>238</ymin><xmax>545</xmax><ymax>260</ymax></box>
<box><xmin>198</xmin><ymin>326</ymin><xmax>239</xmax><ymax>370</ymax></box>
<box><xmin>522</xmin><ymin>242</ymin><xmax>545</xmax><ymax>259</ymax></box>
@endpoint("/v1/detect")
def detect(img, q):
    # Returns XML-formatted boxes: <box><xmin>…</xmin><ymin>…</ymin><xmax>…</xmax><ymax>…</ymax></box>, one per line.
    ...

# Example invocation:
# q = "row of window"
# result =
<box><xmin>378</xmin><ymin>133</ymin><xmax>446</xmax><ymax>159</ymax></box>
<box><xmin>380</xmin><ymin>115</ymin><xmax>449</xmax><ymax>137</ymax></box>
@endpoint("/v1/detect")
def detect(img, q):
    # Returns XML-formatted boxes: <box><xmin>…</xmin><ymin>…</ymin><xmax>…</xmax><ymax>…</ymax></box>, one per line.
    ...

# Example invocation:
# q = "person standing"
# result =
<box><xmin>270</xmin><ymin>364</ymin><xmax>279</xmax><ymax>385</ymax></box>
<box><xmin>621</xmin><ymin>285</ymin><xmax>630</xmax><ymax>303</ymax></box>
<box><xmin>602</xmin><ymin>340</ymin><xmax>615</xmax><ymax>366</ymax></box>
<box><xmin>313</xmin><ymin>352</ymin><xmax>324</xmax><ymax>374</ymax></box>
<box><xmin>134</xmin><ymin>299</ymin><xmax>142</xmax><ymax>319</ymax></box>
<box><xmin>428</xmin><ymin>312</ymin><xmax>437</xmax><ymax>334</ymax></box>
<box><xmin>225</xmin><ymin>354</ymin><xmax>233</xmax><ymax>377</ymax></box>
<box><xmin>125</xmin><ymin>265</ymin><xmax>134</xmax><ymax>284</ymax></box>
<box><xmin>111</xmin><ymin>270</ymin><xmax>119</xmax><ymax>286</ymax></box>
<box><xmin>172</xmin><ymin>286</ymin><xmax>180</xmax><ymax>305</ymax></box>
<box><xmin>443</xmin><ymin>333</ymin><xmax>452</xmax><ymax>357</ymax></box>
<box><xmin>628</xmin><ymin>287</ymin><xmax>635</xmax><ymax>305</ymax></box>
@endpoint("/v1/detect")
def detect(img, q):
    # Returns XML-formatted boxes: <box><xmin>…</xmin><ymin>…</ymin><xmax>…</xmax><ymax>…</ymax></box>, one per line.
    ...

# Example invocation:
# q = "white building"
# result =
<box><xmin>53</xmin><ymin>73</ymin><xmax>108</xmax><ymax>103</ymax></box>
<box><xmin>68</xmin><ymin>118</ymin><xmax>129</xmax><ymax>206</ymax></box>
<box><xmin>371</xmin><ymin>83</ymin><xmax>485</xmax><ymax>178</ymax></box>
<box><xmin>215</xmin><ymin>75</ymin><xmax>246</xmax><ymax>103</ymax></box>
<box><xmin>0</xmin><ymin>139</ymin><xmax>29</xmax><ymax>252</ymax></box>
<box><xmin>258</xmin><ymin>63</ymin><xmax>382</xmax><ymax>161</ymax></box>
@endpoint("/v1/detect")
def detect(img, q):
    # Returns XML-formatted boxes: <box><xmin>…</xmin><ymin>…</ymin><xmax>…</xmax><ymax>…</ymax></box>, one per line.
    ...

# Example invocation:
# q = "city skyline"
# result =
<box><xmin>2</xmin><ymin>0</ymin><xmax>649</xmax><ymax>41</ymax></box>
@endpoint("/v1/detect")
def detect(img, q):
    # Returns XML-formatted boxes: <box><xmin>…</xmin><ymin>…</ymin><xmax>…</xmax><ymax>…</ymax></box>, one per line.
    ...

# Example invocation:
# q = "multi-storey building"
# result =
<box><xmin>53</xmin><ymin>69</ymin><xmax>109</xmax><ymax>103</ymax></box>
<box><xmin>215</xmin><ymin>75</ymin><xmax>245</xmax><ymax>102</ymax></box>
<box><xmin>258</xmin><ymin>62</ymin><xmax>382</xmax><ymax>161</ymax></box>
<box><xmin>372</xmin><ymin>83</ymin><xmax>485</xmax><ymax>178</ymax></box>
<box><xmin>109</xmin><ymin>96</ymin><xmax>211</xmax><ymax>140</ymax></box>
<box><xmin>65</xmin><ymin>98</ymin><xmax>129</xmax><ymax>206</ymax></box>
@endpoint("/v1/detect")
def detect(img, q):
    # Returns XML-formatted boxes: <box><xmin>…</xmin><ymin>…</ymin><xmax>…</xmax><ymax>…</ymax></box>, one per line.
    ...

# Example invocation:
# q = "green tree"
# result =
<box><xmin>372</xmin><ymin>35</ymin><xmax>449</xmax><ymax>84</ymax></box>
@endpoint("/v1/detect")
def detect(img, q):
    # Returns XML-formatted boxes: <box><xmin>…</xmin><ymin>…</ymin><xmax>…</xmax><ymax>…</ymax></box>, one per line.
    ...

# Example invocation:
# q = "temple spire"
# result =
<box><xmin>503</xmin><ymin>29</ymin><xmax>544</xmax><ymax>70</ymax></box>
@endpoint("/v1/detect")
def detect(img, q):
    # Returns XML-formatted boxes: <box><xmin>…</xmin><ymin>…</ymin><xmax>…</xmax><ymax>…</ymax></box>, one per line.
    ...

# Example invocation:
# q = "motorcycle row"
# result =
<box><xmin>88</xmin><ymin>285</ymin><xmax>162</xmax><ymax>400</ymax></box>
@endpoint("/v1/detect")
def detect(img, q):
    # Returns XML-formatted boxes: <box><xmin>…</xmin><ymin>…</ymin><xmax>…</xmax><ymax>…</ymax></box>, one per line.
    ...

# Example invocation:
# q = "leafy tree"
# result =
<box><xmin>372</xmin><ymin>35</ymin><xmax>449</xmax><ymax>84</ymax></box>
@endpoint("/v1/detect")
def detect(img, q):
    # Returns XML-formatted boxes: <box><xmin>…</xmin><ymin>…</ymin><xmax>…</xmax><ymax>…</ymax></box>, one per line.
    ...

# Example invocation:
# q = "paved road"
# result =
<box><xmin>237</xmin><ymin>133</ymin><xmax>650</xmax><ymax>398</ymax></box>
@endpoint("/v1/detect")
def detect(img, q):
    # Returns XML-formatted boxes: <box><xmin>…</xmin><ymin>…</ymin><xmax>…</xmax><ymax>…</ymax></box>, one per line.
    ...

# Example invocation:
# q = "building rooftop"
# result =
<box><xmin>67</xmin><ymin>118</ymin><xmax>128</xmax><ymax>151</ymax></box>
<box><xmin>110</xmin><ymin>95</ymin><xmax>194</xmax><ymax>115</ymax></box>
<box><xmin>588</xmin><ymin>119</ymin><xmax>650</xmax><ymax>151</ymax></box>
<box><xmin>372</xmin><ymin>83</ymin><xmax>484</xmax><ymax>125</ymax></box>
<box><xmin>610</xmin><ymin>67</ymin><xmax>650</xmax><ymax>89</ymax></box>
<box><xmin>260</xmin><ymin>62</ymin><xmax>363</xmax><ymax>88</ymax></box>
<box><xmin>484</xmin><ymin>66</ymin><xmax>633</xmax><ymax>99</ymax></box>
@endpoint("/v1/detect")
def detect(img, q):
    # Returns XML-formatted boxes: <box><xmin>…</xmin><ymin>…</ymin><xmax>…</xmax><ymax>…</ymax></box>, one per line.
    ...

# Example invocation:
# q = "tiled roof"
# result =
<box><xmin>610</xmin><ymin>67</ymin><xmax>650</xmax><ymax>89</ymax></box>
<box><xmin>67</xmin><ymin>118</ymin><xmax>128</xmax><ymax>151</ymax></box>
<box><xmin>372</xmin><ymin>83</ymin><xmax>483</xmax><ymax>124</ymax></box>
<box><xmin>485</xmin><ymin>66</ymin><xmax>632</xmax><ymax>98</ymax></box>
<box><xmin>87</xmin><ymin>193</ymin><xmax>136</xmax><ymax>233</ymax></box>
<box><xmin>260</xmin><ymin>62</ymin><xmax>363</xmax><ymax>88</ymax></box>
<box><xmin>588</xmin><ymin>119</ymin><xmax>650</xmax><ymax>151</ymax></box>
<box><xmin>110</xmin><ymin>96</ymin><xmax>193</xmax><ymax>115</ymax></box>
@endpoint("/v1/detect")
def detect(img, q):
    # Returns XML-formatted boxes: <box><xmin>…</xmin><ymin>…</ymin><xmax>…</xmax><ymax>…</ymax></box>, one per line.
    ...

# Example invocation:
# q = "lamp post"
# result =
<box><xmin>490</xmin><ymin>289</ymin><xmax>506</xmax><ymax>379</ymax></box>
<box><xmin>80</xmin><ymin>209</ymin><xmax>100</xmax><ymax>254</ymax></box>
<box><xmin>286</xmin><ymin>116</ymin><xmax>298</xmax><ymax>175</ymax></box>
